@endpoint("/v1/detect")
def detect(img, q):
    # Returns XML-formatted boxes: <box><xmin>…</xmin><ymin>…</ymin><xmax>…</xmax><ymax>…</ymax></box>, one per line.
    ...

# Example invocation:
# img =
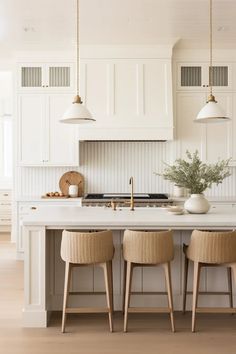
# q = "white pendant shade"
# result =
<box><xmin>195</xmin><ymin>100</ymin><xmax>229</xmax><ymax>123</ymax></box>
<box><xmin>195</xmin><ymin>0</ymin><xmax>230</xmax><ymax>124</ymax></box>
<box><xmin>60</xmin><ymin>102</ymin><xmax>95</xmax><ymax>124</ymax></box>
<box><xmin>60</xmin><ymin>0</ymin><xmax>95</xmax><ymax>125</ymax></box>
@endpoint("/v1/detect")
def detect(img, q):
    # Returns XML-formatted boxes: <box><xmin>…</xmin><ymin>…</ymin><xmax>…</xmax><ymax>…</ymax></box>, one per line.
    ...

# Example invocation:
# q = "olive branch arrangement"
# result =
<box><xmin>156</xmin><ymin>150</ymin><xmax>231</xmax><ymax>194</ymax></box>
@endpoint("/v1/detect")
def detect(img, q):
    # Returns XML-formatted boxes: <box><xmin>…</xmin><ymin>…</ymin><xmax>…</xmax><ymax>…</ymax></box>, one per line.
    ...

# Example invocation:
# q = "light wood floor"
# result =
<box><xmin>1</xmin><ymin>233</ymin><xmax>236</xmax><ymax>354</ymax></box>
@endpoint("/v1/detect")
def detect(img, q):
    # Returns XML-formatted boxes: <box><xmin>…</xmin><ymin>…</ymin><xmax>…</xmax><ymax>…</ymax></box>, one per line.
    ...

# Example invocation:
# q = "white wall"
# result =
<box><xmin>15</xmin><ymin>141</ymin><xmax>236</xmax><ymax>198</ymax></box>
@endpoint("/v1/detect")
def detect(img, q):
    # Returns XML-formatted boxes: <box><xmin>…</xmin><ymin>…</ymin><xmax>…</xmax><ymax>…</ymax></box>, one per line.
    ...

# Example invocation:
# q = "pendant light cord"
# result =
<box><xmin>209</xmin><ymin>0</ymin><xmax>213</xmax><ymax>95</ymax></box>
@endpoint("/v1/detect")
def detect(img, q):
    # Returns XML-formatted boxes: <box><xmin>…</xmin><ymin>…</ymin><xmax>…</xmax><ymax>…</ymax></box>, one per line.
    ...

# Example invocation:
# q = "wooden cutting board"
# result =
<box><xmin>59</xmin><ymin>171</ymin><xmax>84</xmax><ymax>197</ymax></box>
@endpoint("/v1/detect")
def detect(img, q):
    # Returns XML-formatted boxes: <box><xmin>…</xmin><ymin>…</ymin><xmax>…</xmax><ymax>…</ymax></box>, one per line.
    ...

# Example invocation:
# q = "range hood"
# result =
<box><xmin>78</xmin><ymin>45</ymin><xmax>174</xmax><ymax>141</ymax></box>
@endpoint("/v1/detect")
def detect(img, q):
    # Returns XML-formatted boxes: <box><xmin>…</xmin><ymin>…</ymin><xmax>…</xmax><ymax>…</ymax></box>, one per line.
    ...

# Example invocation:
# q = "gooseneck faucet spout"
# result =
<box><xmin>129</xmin><ymin>177</ymin><xmax>135</xmax><ymax>211</ymax></box>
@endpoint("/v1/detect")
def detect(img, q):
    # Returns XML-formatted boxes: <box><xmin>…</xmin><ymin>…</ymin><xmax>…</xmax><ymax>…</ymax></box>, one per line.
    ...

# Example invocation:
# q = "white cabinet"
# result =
<box><xmin>176</xmin><ymin>92</ymin><xmax>205</xmax><ymax>156</ymax></box>
<box><xmin>0</xmin><ymin>190</ymin><xmax>11</xmax><ymax>233</ymax></box>
<box><xmin>177</xmin><ymin>62</ymin><xmax>232</xmax><ymax>91</ymax></box>
<box><xmin>231</xmin><ymin>93</ymin><xmax>236</xmax><ymax>164</ymax></box>
<box><xmin>18</xmin><ymin>63</ymin><xmax>75</xmax><ymax>92</ymax></box>
<box><xmin>78</xmin><ymin>58</ymin><xmax>173</xmax><ymax>141</ymax></box>
<box><xmin>16</xmin><ymin>199</ymin><xmax>82</xmax><ymax>258</ymax></box>
<box><xmin>176</xmin><ymin>92</ymin><xmax>233</xmax><ymax>163</ymax></box>
<box><xmin>204</xmin><ymin>93</ymin><xmax>232</xmax><ymax>163</ymax></box>
<box><xmin>18</xmin><ymin>94</ymin><xmax>79</xmax><ymax>166</ymax></box>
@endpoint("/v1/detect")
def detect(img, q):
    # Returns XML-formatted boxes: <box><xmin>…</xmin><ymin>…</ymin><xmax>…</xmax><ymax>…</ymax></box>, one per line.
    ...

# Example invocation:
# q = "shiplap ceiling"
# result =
<box><xmin>0</xmin><ymin>0</ymin><xmax>236</xmax><ymax>53</ymax></box>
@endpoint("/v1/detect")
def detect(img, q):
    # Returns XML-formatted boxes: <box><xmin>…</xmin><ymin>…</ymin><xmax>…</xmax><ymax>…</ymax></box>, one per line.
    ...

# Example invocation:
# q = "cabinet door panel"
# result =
<box><xmin>177</xmin><ymin>63</ymin><xmax>231</xmax><ymax>91</ymax></box>
<box><xmin>79</xmin><ymin>58</ymin><xmax>173</xmax><ymax>140</ymax></box>
<box><xmin>231</xmin><ymin>93</ymin><xmax>236</xmax><ymax>164</ymax></box>
<box><xmin>21</xmin><ymin>66</ymin><xmax>42</xmax><ymax>87</ymax></box>
<box><xmin>114</xmin><ymin>61</ymin><xmax>138</xmax><ymax>122</ymax></box>
<box><xmin>80</xmin><ymin>61</ymin><xmax>110</xmax><ymax>123</ymax></box>
<box><xmin>47</xmin><ymin>95</ymin><xmax>78</xmax><ymax>165</ymax></box>
<box><xmin>46</xmin><ymin>63</ymin><xmax>75</xmax><ymax>91</ymax></box>
<box><xmin>144</xmin><ymin>59</ymin><xmax>173</xmax><ymax>127</ymax></box>
<box><xmin>177</xmin><ymin>93</ymin><xmax>205</xmax><ymax>157</ymax></box>
<box><xmin>177</xmin><ymin>63</ymin><xmax>204</xmax><ymax>90</ymax></box>
<box><xmin>18</xmin><ymin>95</ymin><xmax>45</xmax><ymax>165</ymax></box>
<box><xmin>205</xmin><ymin>93</ymin><xmax>232</xmax><ymax>162</ymax></box>
<box><xmin>18</xmin><ymin>63</ymin><xmax>75</xmax><ymax>92</ymax></box>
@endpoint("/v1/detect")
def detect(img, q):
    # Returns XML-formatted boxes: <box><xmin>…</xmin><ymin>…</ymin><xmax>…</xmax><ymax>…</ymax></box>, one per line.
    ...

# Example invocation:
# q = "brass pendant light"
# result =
<box><xmin>195</xmin><ymin>0</ymin><xmax>230</xmax><ymax>123</ymax></box>
<box><xmin>60</xmin><ymin>0</ymin><xmax>95</xmax><ymax>124</ymax></box>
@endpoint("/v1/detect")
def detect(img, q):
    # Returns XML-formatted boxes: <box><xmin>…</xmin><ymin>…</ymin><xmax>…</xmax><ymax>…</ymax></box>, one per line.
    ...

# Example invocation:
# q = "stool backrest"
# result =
<box><xmin>61</xmin><ymin>230</ymin><xmax>114</xmax><ymax>264</ymax></box>
<box><xmin>123</xmin><ymin>230</ymin><xmax>174</xmax><ymax>264</ymax></box>
<box><xmin>187</xmin><ymin>230</ymin><xmax>236</xmax><ymax>263</ymax></box>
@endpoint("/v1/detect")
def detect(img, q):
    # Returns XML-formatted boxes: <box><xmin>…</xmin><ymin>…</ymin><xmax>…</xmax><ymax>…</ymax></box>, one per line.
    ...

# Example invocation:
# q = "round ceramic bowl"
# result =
<box><xmin>166</xmin><ymin>206</ymin><xmax>184</xmax><ymax>215</ymax></box>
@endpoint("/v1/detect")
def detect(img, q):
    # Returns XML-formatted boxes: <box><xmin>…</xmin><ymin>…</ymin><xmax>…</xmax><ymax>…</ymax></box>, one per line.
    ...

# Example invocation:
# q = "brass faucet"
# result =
<box><xmin>129</xmin><ymin>177</ymin><xmax>135</xmax><ymax>211</ymax></box>
<box><xmin>111</xmin><ymin>199</ymin><xmax>117</xmax><ymax>211</ymax></box>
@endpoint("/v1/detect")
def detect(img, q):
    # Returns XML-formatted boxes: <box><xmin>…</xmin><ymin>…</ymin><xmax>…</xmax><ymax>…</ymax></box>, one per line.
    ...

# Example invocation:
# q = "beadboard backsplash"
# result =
<box><xmin>15</xmin><ymin>141</ymin><xmax>236</xmax><ymax>198</ymax></box>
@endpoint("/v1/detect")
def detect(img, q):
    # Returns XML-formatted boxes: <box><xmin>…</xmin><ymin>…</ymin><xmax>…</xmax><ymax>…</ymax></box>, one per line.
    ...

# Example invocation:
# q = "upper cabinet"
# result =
<box><xmin>78</xmin><ymin>56</ymin><xmax>174</xmax><ymax>141</ymax></box>
<box><xmin>17</xmin><ymin>93</ymin><xmax>79</xmax><ymax>166</ymax></box>
<box><xmin>18</xmin><ymin>63</ymin><xmax>75</xmax><ymax>92</ymax></box>
<box><xmin>175</xmin><ymin>60</ymin><xmax>236</xmax><ymax>165</ymax></box>
<box><xmin>16</xmin><ymin>59</ymin><xmax>78</xmax><ymax>166</ymax></box>
<box><xmin>176</xmin><ymin>91</ymin><xmax>233</xmax><ymax>164</ymax></box>
<box><xmin>177</xmin><ymin>63</ymin><xmax>232</xmax><ymax>91</ymax></box>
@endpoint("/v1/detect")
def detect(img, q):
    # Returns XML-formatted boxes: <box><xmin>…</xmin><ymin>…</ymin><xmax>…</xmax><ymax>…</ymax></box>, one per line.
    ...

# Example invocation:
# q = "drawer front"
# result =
<box><xmin>0</xmin><ymin>217</ymin><xmax>11</xmax><ymax>225</ymax></box>
<box><xmin>19</xmin><ymin>205</ymin><xmax>37</xmax><ymax>214</ymax></box>
<box><xmin>0</xmin><ymin>209</ymin><xmax>11</xmax><ymax>217</ymax></box>
<box><xmin>0</xmin><ymin>202</ymin><xmax>11</xmax><ymax>213</ymax></box>
<box><xmin>19</xmin><ymin>200</ymin><xmax>82</xmax><ymax>214</ymax></box>
<box><xmin>0</xmin><ymin>190</ymin><xmax>11</xmax><ymax>200</ymax></box>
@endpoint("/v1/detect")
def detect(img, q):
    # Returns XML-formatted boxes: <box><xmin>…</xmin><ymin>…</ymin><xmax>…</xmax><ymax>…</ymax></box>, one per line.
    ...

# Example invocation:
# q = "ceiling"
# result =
<box><xmin>0</xmin><ymin>0</ymin><xmax>236</xmax><ymax>54</ymax></box>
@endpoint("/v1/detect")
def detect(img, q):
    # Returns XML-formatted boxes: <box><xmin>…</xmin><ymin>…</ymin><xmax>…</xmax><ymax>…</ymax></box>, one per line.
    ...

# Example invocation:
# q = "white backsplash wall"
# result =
<box><xmin>15</xmin><ymin>141</ymin><xmax>236</xmax><ymax>197</ymax></box>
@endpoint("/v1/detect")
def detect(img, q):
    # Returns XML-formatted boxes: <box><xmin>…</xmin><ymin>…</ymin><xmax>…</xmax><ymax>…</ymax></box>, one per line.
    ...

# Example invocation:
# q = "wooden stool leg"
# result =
<box><xmin>109</xmin><ymin>260</ymin><xmax>114</xmax><ymax>314</ymax></box>
<box><xmin>192</xmin><ymin>261</ymin><xmax>201</xmax><ymax>333</ymax></box>
<box><xmin>62</xmin><ymin>262</ymin><xmax>72</xmax><ymax>333</ymax></box>
<box><xmin>230</xmin><ymin>264</ymin><xmax>236</xmax><ymax>311</ymax></box>
<box><xmin>163</xmin><ymin>262</ymin><xmax>175</xmax><ymax>332</ymax></box>
<box><xmin>227</xmin><ymin>267</ymin><xmax>233</xmax><ymax>309</ymax></box>
<box><xmin>122</xmin><ymin>260</ymin><xmax>127</xmax><ymax>313</ymax></box>
<box><xmin>183</xmin><ymin>255</ymin><xmax>189</xmax><ymax>314</ymax></box>
<box><xmin>124</xmin><ymin>261</ymin><xmax>133</xmax><ymax>332</ymax></box>
<box><xmin>103</xmin><ymin>262</ymin><xmax>114</xmax><ymax>332</ymax></box>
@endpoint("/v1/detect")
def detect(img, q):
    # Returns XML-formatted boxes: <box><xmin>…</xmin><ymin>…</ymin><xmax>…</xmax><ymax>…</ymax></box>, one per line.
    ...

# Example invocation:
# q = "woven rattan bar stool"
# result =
<box><xmin>182</xmin><ymin>229</ymin><xmax>236</xmax><ymax>332</ymax></box>
<box><xmin>60</xmin><ymin>230</ymin><xmax>114</xmax><ymax>333</ymax></box>
<box><xmin>123</xmin><ymin>230</ymin><xmax>175</xmax><ymax>332</ymax></box>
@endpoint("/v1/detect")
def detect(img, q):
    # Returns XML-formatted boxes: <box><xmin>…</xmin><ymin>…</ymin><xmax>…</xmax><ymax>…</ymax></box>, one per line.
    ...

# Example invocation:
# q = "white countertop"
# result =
<box><xmin>16</xmin><ymin>196</ymin><xmax>82</xmax><ymax>202</ymax></box>
<box><xmin>17</xmin><ymin>195</ymin><xmax>236</xmax><ymax>204</ymax></box>
<box><xmin>173</xmin><ymin>196</ymin><xmax>236</xmax><ymax>203</ymax></box>
<box><xmin>22</xmin><ymin>205</ymin><xmax>236</xmax><ymax>230</ymax></box>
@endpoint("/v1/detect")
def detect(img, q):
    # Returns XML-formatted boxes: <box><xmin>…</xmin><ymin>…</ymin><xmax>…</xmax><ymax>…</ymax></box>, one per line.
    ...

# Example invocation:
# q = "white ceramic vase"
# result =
<box><xmin>184</xmin><ymin>194</ymin><xmax>210</xmax><ymax>214</ymax></box>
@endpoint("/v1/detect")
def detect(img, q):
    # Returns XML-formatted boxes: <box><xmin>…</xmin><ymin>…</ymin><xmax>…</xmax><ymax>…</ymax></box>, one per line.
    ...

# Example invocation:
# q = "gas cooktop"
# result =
<box><xmin>82</xmin><ymin>193</ymin><xmax>173</xmax><ymax>207</ymax></box>
<box><xmin>84</xmin><ymin>193</ymin><xmax>169</xmax><ymax>200</ymax></box>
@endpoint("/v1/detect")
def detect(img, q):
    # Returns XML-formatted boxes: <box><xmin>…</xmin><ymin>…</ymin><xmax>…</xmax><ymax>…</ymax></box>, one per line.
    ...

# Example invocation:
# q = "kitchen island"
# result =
<box><xmin>22</xmin><ymin>205</ymin><xmax>236</xmax><ymax>327</ymax></box>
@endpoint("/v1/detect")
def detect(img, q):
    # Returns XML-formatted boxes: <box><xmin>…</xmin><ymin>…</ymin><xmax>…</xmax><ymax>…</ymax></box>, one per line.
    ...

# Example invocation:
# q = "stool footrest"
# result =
<box><xmin>187</xmin><ymin>291</ymin><xmax>230</xmax><ymax>295</ymax></box>
<box><xmin>65</xmin><ymin>307</ymin><xmax>109</xmax><ymax>314</ymax></box>
<box><xmin>128</xmin><ymin>307</ymin><xmax>171</xmax><ymax>313</ymax></box>
<box><xmin>69</xmin><ymin>291</ymin><xmax>106</xmax><ymax>295</ymax></box>
<box><xmin>196</xmin><ymin>307</ymin><xmax>236</xmax><ymax>314</ymax></box>
<box><xmin>131</xmin><ymin>291</ymin><xmax>168</xmax><ymax>295</ymax></box>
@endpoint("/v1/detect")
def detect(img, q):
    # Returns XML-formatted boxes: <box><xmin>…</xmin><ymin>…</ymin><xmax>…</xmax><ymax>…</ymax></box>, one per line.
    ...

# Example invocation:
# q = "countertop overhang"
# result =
<box><xmin>22</xmin><ymin>205</ymin><xmax>236</xmax><ymax>230</ymax></box>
